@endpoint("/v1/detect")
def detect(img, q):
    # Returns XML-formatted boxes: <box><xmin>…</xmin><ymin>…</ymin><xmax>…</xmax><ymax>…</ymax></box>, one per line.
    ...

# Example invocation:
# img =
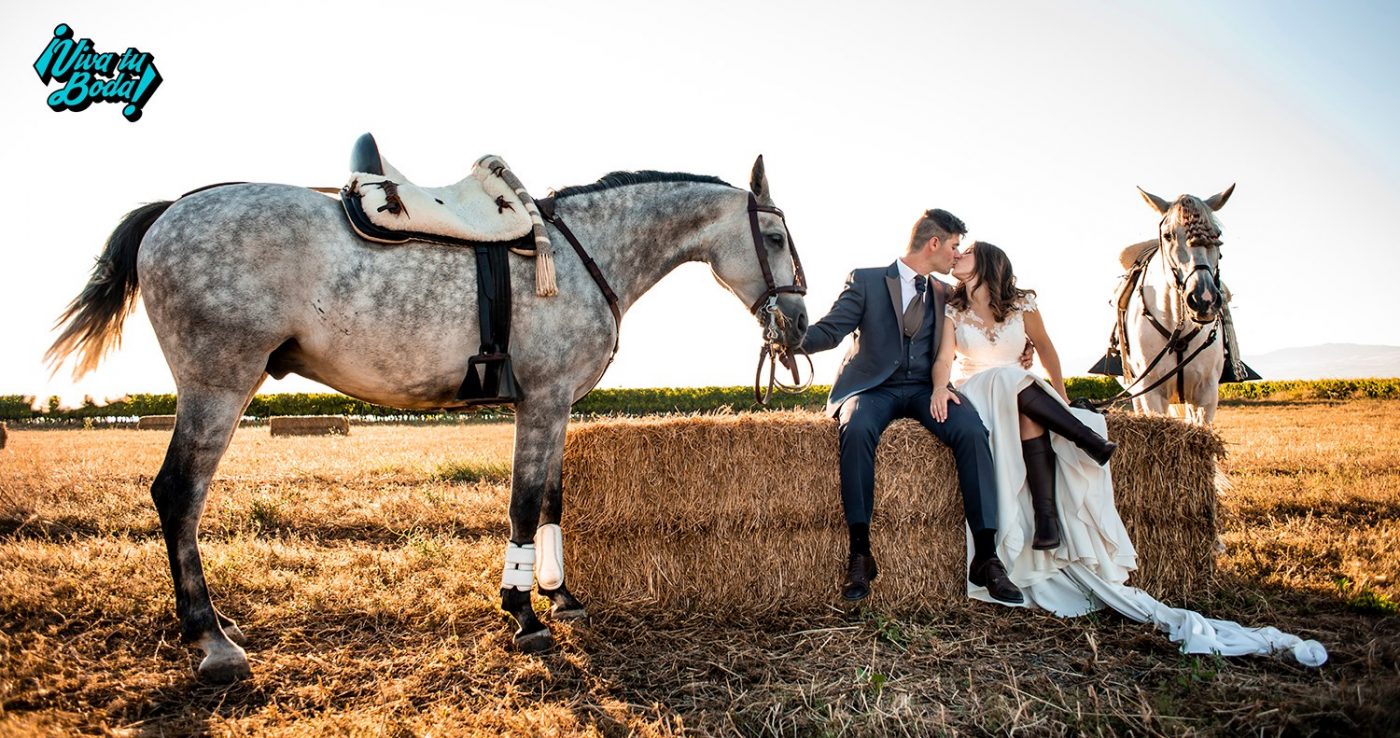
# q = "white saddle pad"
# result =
<box><xmin>346</xmin><ymin>155</ymin><xmax>533</xmax><ymax>244</ymax></box>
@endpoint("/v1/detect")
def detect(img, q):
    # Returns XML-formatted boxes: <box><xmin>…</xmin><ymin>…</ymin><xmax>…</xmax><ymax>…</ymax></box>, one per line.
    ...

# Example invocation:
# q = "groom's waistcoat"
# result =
<box><xmin>800</xmin><ymin>261</ymin><xmax>946</xmax><ymax>416</ymax></box>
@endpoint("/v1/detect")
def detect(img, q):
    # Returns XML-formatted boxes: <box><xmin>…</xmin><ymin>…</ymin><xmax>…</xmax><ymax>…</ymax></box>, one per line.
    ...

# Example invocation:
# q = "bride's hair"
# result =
<box><xmin>948</xmin><ymin>241</ymin><xmax>1036</xmax><ymax>323</ymax></box>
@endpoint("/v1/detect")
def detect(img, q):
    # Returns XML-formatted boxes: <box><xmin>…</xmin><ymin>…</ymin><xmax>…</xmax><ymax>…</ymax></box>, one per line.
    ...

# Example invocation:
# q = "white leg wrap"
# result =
<box><xmin>501</xmin><ymin>542</ymin><xmax>536</xmax><ymax>591</ymax></box>
<box><xmin>535</xmin><ymin>523</ymin><xmax>564</xmax><ymax>590</ymax></box>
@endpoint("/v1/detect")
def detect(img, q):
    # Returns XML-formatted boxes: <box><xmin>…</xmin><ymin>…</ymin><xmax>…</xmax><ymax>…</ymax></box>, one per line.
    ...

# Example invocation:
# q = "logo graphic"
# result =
<box><xmin>33</xmin><ymin>23</ymin><xmax>163</xmax><ymax>122</ymax></box>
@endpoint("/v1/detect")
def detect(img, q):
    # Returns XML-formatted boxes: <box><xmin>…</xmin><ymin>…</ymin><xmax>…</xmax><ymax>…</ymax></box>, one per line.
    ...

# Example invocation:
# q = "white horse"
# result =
<box><xmin>1120</xmin><ymin>185</ymin><xmax>1234</xmax><ymax>424</ymax></box>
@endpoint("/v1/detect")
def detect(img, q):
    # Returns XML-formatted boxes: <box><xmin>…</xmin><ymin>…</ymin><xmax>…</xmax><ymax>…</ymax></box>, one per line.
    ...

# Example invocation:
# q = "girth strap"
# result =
<box><xmin>455</xmin><ymin>242</ymin><xmax>521</xmax><ymax>404</ymax></box>
<box><xmin>472</xmin><ymin>243</ymin><xmax>513</xmax><ymax>357</ymax></box>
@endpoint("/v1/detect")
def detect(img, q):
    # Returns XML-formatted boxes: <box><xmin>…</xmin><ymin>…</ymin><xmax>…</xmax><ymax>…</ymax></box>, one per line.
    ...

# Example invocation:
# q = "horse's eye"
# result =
<box><xmin>766</xmin><ymin>232</ymin><xmax>785</xmax><ymax>247</ymax></box>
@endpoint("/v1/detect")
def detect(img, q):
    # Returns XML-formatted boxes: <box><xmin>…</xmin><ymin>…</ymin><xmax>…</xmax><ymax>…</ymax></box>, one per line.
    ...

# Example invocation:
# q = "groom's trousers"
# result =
<box><xmin>836</xmin><ymin>382</ymin><xmax>998</xmax><ymax>532</ymax></box>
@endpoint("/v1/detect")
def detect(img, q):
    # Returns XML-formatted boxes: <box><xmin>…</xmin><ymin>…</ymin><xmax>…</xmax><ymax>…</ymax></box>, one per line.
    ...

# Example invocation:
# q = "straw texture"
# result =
<box><xmin>561</xmin><ymin>410</ymin><xmax>1224</xmax><ymax>619</ymax></box>
<box><xmin>135</xmin><ymin>415</ymin><xmax>176</xmax><ymax>430</ymax></box>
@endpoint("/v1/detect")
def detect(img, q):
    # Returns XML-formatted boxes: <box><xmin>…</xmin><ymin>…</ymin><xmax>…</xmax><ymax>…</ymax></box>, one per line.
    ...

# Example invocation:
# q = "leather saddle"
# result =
<box><xmin>342</xmin><ymin>133</ymin><xmax>535</xmax><ymax>246</ymax></box>
<box><xmin>339</xmin><ymin>133</ymin><xmax>542</xmax><ymax>405</ymax></box>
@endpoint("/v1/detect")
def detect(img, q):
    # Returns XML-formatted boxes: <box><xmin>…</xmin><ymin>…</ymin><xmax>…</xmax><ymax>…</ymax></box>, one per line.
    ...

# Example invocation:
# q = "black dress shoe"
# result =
<box><xmin>968</xmin><ymin>556</ymin><xmax>1024</xmax><ymax>604</ymax></box>
<box><xmin>841</xmin><ymin>552</ymin><xmax>879</xmax><ymax>601</ymax></box>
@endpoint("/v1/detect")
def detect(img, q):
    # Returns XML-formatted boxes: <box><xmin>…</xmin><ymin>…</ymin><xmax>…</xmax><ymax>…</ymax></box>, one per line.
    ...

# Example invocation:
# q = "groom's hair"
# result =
<box><xmin>908</xmin><ymin>209</ymin><xmax>967</xmax><ymax>252</ymax></box>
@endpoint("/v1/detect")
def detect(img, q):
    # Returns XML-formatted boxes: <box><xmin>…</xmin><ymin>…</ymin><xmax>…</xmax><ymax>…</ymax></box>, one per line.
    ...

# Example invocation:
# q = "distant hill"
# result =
<box><xmin>1245</xmin><ymin>344</ymin><xmax>1400</xmax><ymax>380</ymax></box>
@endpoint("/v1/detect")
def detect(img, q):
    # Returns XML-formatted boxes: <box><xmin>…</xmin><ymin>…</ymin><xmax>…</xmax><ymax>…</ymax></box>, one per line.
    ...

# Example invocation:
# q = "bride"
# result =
<box><xmin>930</xmin><ymin>240</ymin><xmax>1327</xmax><ymax>666</ymax></box>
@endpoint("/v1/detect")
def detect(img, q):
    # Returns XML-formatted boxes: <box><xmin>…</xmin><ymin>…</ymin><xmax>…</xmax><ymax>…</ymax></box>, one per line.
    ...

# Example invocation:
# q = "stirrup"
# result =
<box><xmin>456</xmin><ymin>352</ymin><xmax>521</xmax><ymax>404</ymax></box>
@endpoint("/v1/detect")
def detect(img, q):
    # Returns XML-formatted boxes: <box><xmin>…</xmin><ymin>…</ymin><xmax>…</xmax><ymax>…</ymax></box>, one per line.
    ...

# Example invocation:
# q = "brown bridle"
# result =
<box><xmin>745</xmin><ymin>193</ymin><xmax>807</xmax><ymax>314</ymax></box>
<box><xmin>535</xmin><ymin>191</ymin><xmax>810</xmax><ymax>403</ymax></box>
<box><xmin>745</xmin><ymin>194</ymin><xmax>815</xmax><ymax>404</ymax></box>
<box><xmin>1088</xmin><ymin>211</ymin><xmax>1223</xmax><ymax>410</ymax></box>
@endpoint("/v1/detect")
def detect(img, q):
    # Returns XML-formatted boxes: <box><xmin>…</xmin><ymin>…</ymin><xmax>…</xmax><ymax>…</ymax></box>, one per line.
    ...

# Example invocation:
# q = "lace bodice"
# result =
<box><xmin>945</xmin><ymin>294</ymin><xmax>1037</xmax><ymax>381</ymax></box>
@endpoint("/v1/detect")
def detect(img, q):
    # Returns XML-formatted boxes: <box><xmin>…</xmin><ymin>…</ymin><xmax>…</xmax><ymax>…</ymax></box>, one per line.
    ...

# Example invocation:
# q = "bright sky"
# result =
<box><xmin>3</xmin><ymin>1</ymin><xmax>1398</xmax><ymax>407</ymax></box>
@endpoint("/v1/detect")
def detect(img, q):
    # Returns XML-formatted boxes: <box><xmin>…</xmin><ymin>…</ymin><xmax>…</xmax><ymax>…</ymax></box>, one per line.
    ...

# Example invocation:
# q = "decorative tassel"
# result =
<box><xmin>535</xmin><ymin>243</ymin><xmax>558</xmax><ymax>297</ymax></box>
<box><xmin>480</xmin><ymin>153</ymin><xmax>558</xmax><ymax>298</ymax></box>
<box><xmin>1218</xmin><ymin>282</ymin><xmax>1246</xmax><ymax>381</ymax></box>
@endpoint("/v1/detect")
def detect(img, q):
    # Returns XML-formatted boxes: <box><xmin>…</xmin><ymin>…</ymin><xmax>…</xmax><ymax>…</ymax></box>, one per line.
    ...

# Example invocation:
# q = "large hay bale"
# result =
<box><xmin>562</xmin><ymin>411</ymin><xmax>1223</xmax><ymax>619</ymax></box>
<box><xmin>0</xmin><ymin>421</ymin><xmax>7</xmax><ymax>449</ymax></box>
<box><xmin>269</xmin><ymin>415</ymin><xmax>350</xmax><ymax>437</ymax></box>
<box><xmin>136</xmin><ymin>415</ymin><xmax>176</xmax><ymax>430</ymax></box>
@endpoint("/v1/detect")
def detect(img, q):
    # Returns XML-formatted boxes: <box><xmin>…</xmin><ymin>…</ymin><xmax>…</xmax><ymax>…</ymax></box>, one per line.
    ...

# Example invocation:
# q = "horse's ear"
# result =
<box><xmin>1204</xmin><ymin>183</ymin><xmax>1235</xmax><ymax>211</ymax></box>
<box><xmin>1137</xmin><ymin>186</ymin><xmax>1171</xmax><ymax>215</ymax></box>
<box><xmin>750</xmin><ymin>155</ymin><xmax>773</xmax><ymax>204</ymax></box>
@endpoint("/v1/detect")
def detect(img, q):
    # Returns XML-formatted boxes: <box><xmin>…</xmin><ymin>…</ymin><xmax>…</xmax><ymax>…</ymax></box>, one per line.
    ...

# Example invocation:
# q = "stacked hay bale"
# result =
<box><xmin>269</xmin><ymin>415</ymin><xmax>350</xmax><ymax>437</ymax></box>
<box><xmin>561</xmin><ymin>411</ymin><xmax>1223</xmax><ymax>619</ymax></box>
<box><xmin>136</xmin><ymin>415</ymin><xmax>177</xmax><ymax>430</ymax></box>
<box><xmin>0</xmin><ymin>421</ymin><xmax>7</xmax><ymax>450</ymax></box>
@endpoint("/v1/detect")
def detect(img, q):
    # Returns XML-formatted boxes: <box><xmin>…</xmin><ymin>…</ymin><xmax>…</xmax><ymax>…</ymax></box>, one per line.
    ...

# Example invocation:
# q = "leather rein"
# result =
<box><xmin>1090</xmin><ymin>224</ymin><xmax>1221</xmax><ymax>409</ymax></box>
<box><xmin>746</xmin><ymin>194</ymin><xmax>813</xmax><ymax>405</ymax></box>
<box><xmin>534</xmin><ymin>192</ymin><xmax>811</xmax><ymax>404</ymax></box>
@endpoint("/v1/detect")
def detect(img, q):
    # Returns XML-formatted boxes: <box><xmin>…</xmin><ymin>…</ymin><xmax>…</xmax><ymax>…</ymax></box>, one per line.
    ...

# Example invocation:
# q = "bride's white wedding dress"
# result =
<box><xmin>947</xmin><ymin>295</ymin><xmax>1326</xmax><ymax>666</ymax></box>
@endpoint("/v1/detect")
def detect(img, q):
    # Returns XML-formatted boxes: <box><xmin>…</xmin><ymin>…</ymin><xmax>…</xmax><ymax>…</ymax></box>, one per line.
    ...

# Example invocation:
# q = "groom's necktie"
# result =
<box><xmin>903</xmin><ymin>275</ymin><xmax>927</xmax><ymax>337</ymax></box>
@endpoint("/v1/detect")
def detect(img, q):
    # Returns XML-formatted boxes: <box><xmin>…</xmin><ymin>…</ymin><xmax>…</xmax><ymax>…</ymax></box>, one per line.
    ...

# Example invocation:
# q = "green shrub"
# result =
<box><xmin>1220</xmin><ymin>379</ymin><xmax>1400</xmax><ymax>402</ymax></box>
<box><xmin>14</xmin><ymin>378</ymin><xmax>1399</xmax><ymax>421</ymax></box>
<box><xmin>0</xmin><ymin>396</ymin><xmax>35</xmax><ymax>420</ymax></box>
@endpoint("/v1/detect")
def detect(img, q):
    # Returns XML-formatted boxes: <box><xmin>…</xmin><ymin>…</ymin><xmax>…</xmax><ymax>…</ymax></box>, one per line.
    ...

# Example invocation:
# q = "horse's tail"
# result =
<box><xmin>45</xmin><ymin>200</ymin><xmax>175</xmax><ymax>379</ymax></box>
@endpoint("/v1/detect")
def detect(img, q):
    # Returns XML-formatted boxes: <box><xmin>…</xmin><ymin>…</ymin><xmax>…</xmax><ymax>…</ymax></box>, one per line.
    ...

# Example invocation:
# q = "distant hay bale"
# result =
<box><xmin>136</xmin><ymin>415</ymin><xmax>176</xmax><ymax>430</ymax></box>
<box><xmin>270</xmin><ymin>415</ymin><xmax>350</xmax><ymax>437</ymax></box>
<box><xmin>562</xmin><ymin>411</ymin><xmax>1224</xmax><ymax>620</ymax></box>
<box><xmin>0</xmin><ymin>422</ymin><xmax>7</xmax><ymax>449</ymax></box>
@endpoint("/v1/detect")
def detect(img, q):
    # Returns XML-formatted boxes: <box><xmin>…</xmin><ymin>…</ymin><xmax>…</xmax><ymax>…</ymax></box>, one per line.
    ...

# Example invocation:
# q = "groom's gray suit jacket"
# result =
<box><xmin>800</xmin><ymin>261</ymin><xmax>947</xmax><ymax>416</ymax></box>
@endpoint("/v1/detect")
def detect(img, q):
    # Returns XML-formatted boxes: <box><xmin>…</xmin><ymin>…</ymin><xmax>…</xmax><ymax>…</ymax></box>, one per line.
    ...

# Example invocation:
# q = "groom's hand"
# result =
<box><xmin>1020</xmin><ymin>338</ymin><xmax>1035</xmax><ymax>369</ymax></box>
<box><xmin>930</xmin><ymin>386</ymin><xmax>961</xmax><ymax>422</ymax></box>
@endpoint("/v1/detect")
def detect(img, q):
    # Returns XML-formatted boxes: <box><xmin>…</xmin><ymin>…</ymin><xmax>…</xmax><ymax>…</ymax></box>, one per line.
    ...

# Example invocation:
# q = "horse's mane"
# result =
<box><xmin>553</xmin><ymin>170</ymin><xmax>733</xmax><ymax>199</ymax></box>
<box><xmin>1165</xmin><ymin>196</ymin><xmax>1224</xmax><ymax>247</ymax></box>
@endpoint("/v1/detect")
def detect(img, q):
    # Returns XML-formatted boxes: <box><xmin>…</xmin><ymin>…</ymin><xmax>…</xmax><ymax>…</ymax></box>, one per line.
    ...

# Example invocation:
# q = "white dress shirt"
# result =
<box><xmin>895</xmin><ymin>257</ymin><xmax>928</xmax><ymax>311</ymax></box>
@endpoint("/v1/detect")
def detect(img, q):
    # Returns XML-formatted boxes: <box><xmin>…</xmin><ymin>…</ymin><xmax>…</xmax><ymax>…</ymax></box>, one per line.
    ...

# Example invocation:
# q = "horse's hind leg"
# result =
<box><xmin>153</xmin><ymin>381</ymin><xmax>259</xmax><ymax>682</ymax></box>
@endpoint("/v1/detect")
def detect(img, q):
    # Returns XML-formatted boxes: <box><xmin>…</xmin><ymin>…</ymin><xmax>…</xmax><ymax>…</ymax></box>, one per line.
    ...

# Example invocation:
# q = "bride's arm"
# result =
<box><xmin>930</xmin><ymin>316</ymin><xmax>961</xmax><ymax>421</ymax></box>
<box><xmin>1023</xmin><ymin>309</ymin><xmax>1069</xmax><ymax>402</ymax></box>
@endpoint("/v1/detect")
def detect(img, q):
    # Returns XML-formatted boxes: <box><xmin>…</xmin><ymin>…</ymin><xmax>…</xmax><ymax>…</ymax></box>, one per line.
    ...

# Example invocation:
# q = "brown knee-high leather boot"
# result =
<box><xmin>1021</xmin><ymin>433</ymin><xmax>1061</xmax><ymax>550</ymax></box>
<box><xmin>1017</xmin><ymin>384</ymin><xmax>1117</xmax><ymax>466</ymax></box>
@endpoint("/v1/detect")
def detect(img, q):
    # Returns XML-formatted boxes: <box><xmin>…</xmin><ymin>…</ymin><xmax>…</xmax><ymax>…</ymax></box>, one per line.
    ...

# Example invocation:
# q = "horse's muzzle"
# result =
<box><xmin>1184</xmin><ymin>273</ymin><xmax>1221</xmax><ymax>324</ymax></box>
<box><xmin>771</xmin><ymin>295</ymin><xmax>808</xmax><ymax>348</ymax></box>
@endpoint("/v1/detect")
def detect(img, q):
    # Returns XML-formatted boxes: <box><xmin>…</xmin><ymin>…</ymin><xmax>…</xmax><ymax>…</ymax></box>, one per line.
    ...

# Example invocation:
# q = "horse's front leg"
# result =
<box><xmin>499</xmin><ymin>391</ymin><xmax>581</xmax><ymax>652</ymax></box>
<box><xmin>1138</xmin><ymin>387</ymin><xmax>1171</xmax><ymax>416</ymax></box>
<box><xmin>536</xmin><ymin>458</ymin><xmax>588</xmax><ymax>621</ymax></box>
<box><xmin>1191</xmin><ymin>391</ymin><xmax>1219</xmax><ymax>425</ymax></box>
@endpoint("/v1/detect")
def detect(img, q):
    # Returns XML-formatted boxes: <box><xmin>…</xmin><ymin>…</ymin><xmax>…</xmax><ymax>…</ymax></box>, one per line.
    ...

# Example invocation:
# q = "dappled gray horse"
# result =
<box><xmin>47</xmin><ymin>157</ymin><xmax>807</xmax><ymax>681</ymax></box>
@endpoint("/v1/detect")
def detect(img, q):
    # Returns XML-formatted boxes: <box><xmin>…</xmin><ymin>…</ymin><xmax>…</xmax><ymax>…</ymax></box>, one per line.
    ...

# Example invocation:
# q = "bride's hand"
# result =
<box><xmin>930</xmin><ymin>387</ymin><xmax>961</xmax><ymax>422</ymax></box>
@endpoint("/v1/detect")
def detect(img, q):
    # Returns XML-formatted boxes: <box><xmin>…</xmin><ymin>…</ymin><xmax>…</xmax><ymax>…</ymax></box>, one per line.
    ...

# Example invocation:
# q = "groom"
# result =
<box><xmin>798</xmin><ymin>208</ymin><xmax>1022</xmax><ymax>604</ymax></box>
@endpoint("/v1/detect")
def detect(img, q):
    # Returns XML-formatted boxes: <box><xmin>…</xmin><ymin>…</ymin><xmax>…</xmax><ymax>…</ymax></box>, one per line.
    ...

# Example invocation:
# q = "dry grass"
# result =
<box><xmin>0</xmin><ymin>403</ymin><xmax>1397</xmax><ymax>736</ymax></box>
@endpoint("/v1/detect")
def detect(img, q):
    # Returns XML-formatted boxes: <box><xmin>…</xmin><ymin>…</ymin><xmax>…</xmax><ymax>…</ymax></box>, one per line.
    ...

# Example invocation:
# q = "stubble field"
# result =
<box><xmin>0</xmin><ymin>401</ymin><xmax>1396</xmax><ymax>736</ymax></box>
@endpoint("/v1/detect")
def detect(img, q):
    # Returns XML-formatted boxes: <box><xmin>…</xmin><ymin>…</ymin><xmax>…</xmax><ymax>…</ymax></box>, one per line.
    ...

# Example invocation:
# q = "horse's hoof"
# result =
<box><xmin>513</xmin><ymin>627</ymin><xmax>555</xmax><ymax>654</ymax></box>
<box><xmin>198</xmin><ymin>649</ymin><xmax>251</xmax><ymax>683</ymax></box>
<box><xmin>550</xmin><ymin>605</ymin><xmax>589</xmax><ymax>622</ymax></box>
<box><xmin>222</xmin><ymin>623</ymin><xmax>249</xmax><ymax>647</ymax></box>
